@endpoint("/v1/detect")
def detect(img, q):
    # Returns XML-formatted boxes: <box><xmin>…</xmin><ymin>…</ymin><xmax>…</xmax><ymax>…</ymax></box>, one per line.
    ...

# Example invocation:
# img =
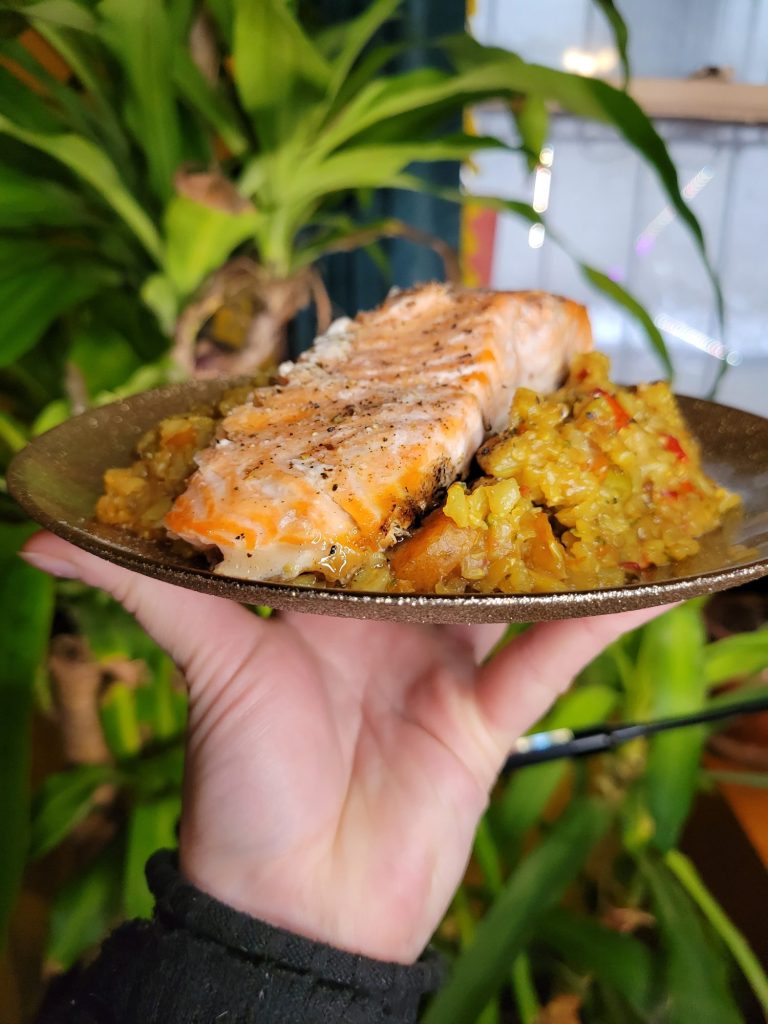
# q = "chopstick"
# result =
<box><xmin>502</xmin><ymin>694</ymin><xmax>768</xmax><ymax>772</ymax></box>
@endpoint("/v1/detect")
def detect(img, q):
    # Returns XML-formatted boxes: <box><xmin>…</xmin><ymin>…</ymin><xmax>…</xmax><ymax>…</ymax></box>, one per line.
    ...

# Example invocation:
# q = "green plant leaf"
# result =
<box><xmin>46</xmin><ymin>840</ymin><xmax>122</xmax><ymax>971</ymax></box>
<box><xmin>441</xmin><ymin>36</ymin><xmax>721</xmax><ymax>323</ymax></box>
<box><xmin>537</xmin><ymin>907</ymin><xmax>656</xmax><ymax>1016</ymax></box>
<box><xmin>666</xmin><ymin>848</ymin><xmax>768</xmax><ymax>1014</ymax></box>
<box><xmin>510</xmin><ymin>952</ymin><xmax>539</xmax><ymax>1024</ymax></box>
<box><xmin>31</xmin><ymin>398</ymin><xmax>71</xmax><ymax>436</ymax></box>
<box><xmin>311</xmin><ymin>65</ymin><xmax>479</xmax><ymax>156</ymax></box>
<box><xmin>20</xmin><ymin>0</ymin><xmax>97</xmax><ymax>33</ymax></box>
<box><xmin>0</xmin><ymin>259</ymin><xmax>116</xmax><ymax>368</ymax></box>
<box><xmin>324</xmin><ymin>0</ymin><xmax>400</xmax><ymax>106</ymax></box>
<box><xmin>703</xmin><ymin>628</ymin><xmax>768</xmax><ymax>687</ymax></box>
<box><xmin>29</xmin><ymin>763</ymin><xmax>115</xmax><ymax>860</ymax></box>
<box><xmin>0</xmin><ymin>37</ymin><xmax>97</xmax><ymax>137</ymax></box>
<box><xmin>232</xmin><ymin>0</ymin><xmax>330</xmax><ymax>148</ymax></box>
<box><xmin>0</xmin><ymin>523</ymin><xmax>54</xmax><ymax>947</ymax></box>
<box><xmin>123</xmin><ymin>795</ymin><xmax>180</xmax><ymax>918</ymax></box>
<box><xmin>33</xmin><ymin>21</ymin><xmax>134</xmax><ymax>168</ymax></box>
<box><xmin>0</xmin><ymin>409</ymin><xmax>28</xmax><ymax>456</ymax></box>
<box><xmin>706</xmin><ymin>681</ymin><xmax>768</xmax><ymax>712</ymax></box>
<box><xmin>494</xmin><ymin>684</ymin><xmax>617</xmax><ymax>856</ymax></box>
<box><xmin>0</xmin><ymin>62</ymin><xmax>66</xmax><ymax>132</ymax></box>
<box><xmin>100</xmin><ymin>682</ymin><xmax>142</xmax><ymax>760</ymax></box>
<box><xmin>640</xmin><ymin>853</ymin><xmax>742</xmax><ymax>1024</ymax></box>
<box><xmin>98</xmin><ymin>0</ymin><xmax>182</xmax><ymax>202</ymax></box>
<box><xmin>173</xmin><ymin>48</ymin><xmax>248</xmax><ymax>157</ymax></box>
<box><xmin>139</xmin><ymin>656</ymin><xmax>186</xmax><ymax>742</ymax></box>
<box><xmin>579</xmin><ymin>265</ymin><xmax>673</xmax><ymax>377</ymax></box>
<box><xmin>0</xmin><ymin>116</ymin><xmax>162</xmax><ymax>259</ymax></box>
<box><xmin>0</xmin><ymin>162</ymin><xmax>87</xmax><ymax>227</ymax></box>
<box><xmin>327</xmin><ymin>40</ymin><xmax>408</xmax><ymax>117</ymax></box>
<box><xmin>206</xmin><ymin>0</ymin><xmax>233</xmax><ymax>44</ymax></box>
<box><xmin>276</xmin><ymin>135</ymin><xmax>505</xmax><ymax>207</ymax></box>
<box><xmin>163</xmin><ymin>193</ymin><xmax>260</xmax><ymax>300</ymax></box>
<box><xmin>705</xmin><ymin>769</ymin><xmax>768</xmax><ymax>789</ymax></box>
<box><xmin>513</xmin><ymin>93</ymin><xmax>549</xmax><ymax>170</ymax></box>
<box><xmin>590</xmin><ymin>0</ymin><xmax>630</xmax><ymax>86</ymax></box>
<box><xmin>635</xmin><ymin>604</ymin><xmax>708</xmax><ymax>851</ymax></box>
<box><xmin>424</xmin><ymin>799</ymin><xmax>610</xmax><ymax>1024</ymax></box>
<box><xmin>121</xmin><ymin>742</ymin><xmax>185</xmax><ymax>801</ymax></box>
<box><xmin>68</xmin><ymin>315</ymin><xmax>143</xmax><ymax>397</ymax></box>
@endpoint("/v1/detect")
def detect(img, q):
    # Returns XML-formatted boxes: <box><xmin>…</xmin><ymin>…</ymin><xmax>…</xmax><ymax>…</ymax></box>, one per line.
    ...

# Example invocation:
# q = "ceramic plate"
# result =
<box><xmin>8</xmin><ymin>379</ymin><xmax>768</xmax><ymax>624</ymax></box>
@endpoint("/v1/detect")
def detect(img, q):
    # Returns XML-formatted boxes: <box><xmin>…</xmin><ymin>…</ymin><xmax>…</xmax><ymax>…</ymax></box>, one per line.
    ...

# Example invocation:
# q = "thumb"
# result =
<box><xmin>20</xmin><ymin>531</ymin><xmax>262</xmax><ymax>688</ymax></box>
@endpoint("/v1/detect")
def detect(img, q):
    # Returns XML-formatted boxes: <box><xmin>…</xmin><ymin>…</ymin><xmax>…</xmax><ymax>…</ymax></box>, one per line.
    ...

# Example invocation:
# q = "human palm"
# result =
<box><xmin>23</xmin><ymin>532</ymin><xmax>660</xmax><ymax>964</ymax></box>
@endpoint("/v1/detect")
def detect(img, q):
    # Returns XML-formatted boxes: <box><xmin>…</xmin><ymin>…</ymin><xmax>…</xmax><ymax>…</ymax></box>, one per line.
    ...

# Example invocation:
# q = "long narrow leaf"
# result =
<box><xmin>537</xmin><ymin>908</ymin><xmax>656</xmax><ymax>1016</ymax></box>
<box><xmin>29</xmin><ymin>764</ymin><xmax>115</xmax><ymax>860</ymax></box>
<box><xmin>0</xmin><ymin>524</ymin><xmax>54</xmax><ymax>947</ymax></box>
<box><xmin>275</xmin><ymin>135</ymin><xmax>506</xmax><ymax>206</ymax></box>
<box><xmin>0</xmin><ymin>260</ymin><xmax>116</xmax><ymax>367</ymax></box>
<box><xmin>46</xmin><ymin>840</ymin><xmax>121</xmax><ymax>972</ymax></box>
<box><xmin>513</xmin><ymin>94</ymin><xmax>549</xmax><ymax>170</ymax></box>
<box><xmin>33</xmin><ymin>23</ymin><xmax>135</xmax><ymax>169</ymax></box>
<box><xmin>704</xmin><ymin>628</ymin><xmax>768</xmax><ymax>686</ymax></box>
<box><xmin>0</xmin><ymin>116</ymin><xmax>162</xmax><ymax>259</ymax></box>
<box><xmin>328</xmin><ymin>41</ymin><xmax>408</xmax><ymax>117</ymax></box>
<box><xmin>0</xmin><ymin>63</ymin><xmax>65</xmax><ymax>132</ymax></box>
<box><xmin>0</xmin><ymin>162</ymin><xmax>86</xmax><ymax>227</ymax></box>
<box><xmin>99</xmin><ymin>0</ymin><xmax>181</xmax><ymax>202</ymax></box>
<box><xmin>19</xmin><ymin>0</ymin><xmax>97</xmax><ymax>33</ymax></box>
<box><xmin>0</xmin><ymin>38</ymin><xmax>95</xmax><ymax>137</ymax></box>
<box><xmin>580</xmin><ymin>265</ymin><xmax>672</xmax><ymax>377</ymax></box>
<box><xmin>640</xmin><ymin>854</ymin><xmax>742</xmax><ymax>1024</ymax></box>
<box><xmin>705</xmin><ymin>769</ymin><xmax>768</xmax><ymax>789</ymax></box>
<box><xmin>424</xmin><ymin>799</ymin><xmax>610</xmax><ymax>1024</ymax></box>
<box><xmin>666</xmin><ymin>849</ymin><xmax>768</xmax><ymax>1014</ymax></box>
<box><xmin>494</xmin><ymin>684</ymin><xmax>617</xmax><ymax>855</ymax></box>
<box><xmin>123</xmin><ymin>795</ymin><xmax>180</xmax><ymax>918</ymax></box>
<box><xmin>232</xmin><ymin>0</ymin><xmax>330</xmax><ymax>148</ymax></box>
<box><xmin>636</xmin><ymin>604</ymin><xmax>708</xmax><ymax>851</ymax></box>
<box><xmin>173</xmin><ymin>48</ymin><xmax>248</xmax><ymax>157</ymax></box>
<box><xmin>441</xmin><ymin>37</ymin><xmax>721</xmax><ymax>323</ymax></box>
<box><xmin>324</xmin><ymin>0</ymin><xmax>401</xmax><ymax>106</ymax></box>
<box><xmin>590</xmin><ymin>0</ymin><xmax>630</xmax><ymax>86</ymax></box>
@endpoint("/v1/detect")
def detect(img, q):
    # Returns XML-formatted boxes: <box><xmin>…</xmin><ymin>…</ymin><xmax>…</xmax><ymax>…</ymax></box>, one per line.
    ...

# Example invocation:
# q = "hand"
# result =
<box><xmin>23</xmin><ymin>532</ymin><xmax>661</xmax><ymax>964</ymax></box>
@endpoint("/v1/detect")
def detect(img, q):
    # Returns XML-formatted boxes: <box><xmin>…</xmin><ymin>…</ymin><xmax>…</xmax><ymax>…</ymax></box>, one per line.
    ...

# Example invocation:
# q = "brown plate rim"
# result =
<box><xmin>8</xmin><ymin>388</ymin><xmax>768</xmax><ymax>624</ymax></box>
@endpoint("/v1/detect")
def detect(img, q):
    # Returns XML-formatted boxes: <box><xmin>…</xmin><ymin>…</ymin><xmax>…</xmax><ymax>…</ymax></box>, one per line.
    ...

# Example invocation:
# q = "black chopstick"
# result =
<box><xmin>502</xmin><ymin>694</ymin><xmax>768</xmax><ymax>772</ymax></box>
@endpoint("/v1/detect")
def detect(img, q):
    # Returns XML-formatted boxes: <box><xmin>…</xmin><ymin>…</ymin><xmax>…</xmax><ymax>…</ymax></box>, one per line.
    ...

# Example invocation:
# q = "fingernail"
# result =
<box><xmin>19</xmin><ymin>550</ymin><xmax>79</xmax><ymax>579</ymax></box>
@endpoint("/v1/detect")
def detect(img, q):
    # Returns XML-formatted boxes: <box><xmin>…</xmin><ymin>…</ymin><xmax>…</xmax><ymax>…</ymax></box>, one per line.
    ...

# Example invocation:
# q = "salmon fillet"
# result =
<box><xmin>164</xmin><ymin>285</ymin><xmax>592</xmax><ymax>582</ymax></box>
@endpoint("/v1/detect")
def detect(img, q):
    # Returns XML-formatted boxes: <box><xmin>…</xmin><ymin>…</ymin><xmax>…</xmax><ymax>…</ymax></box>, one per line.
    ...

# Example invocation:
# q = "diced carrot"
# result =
<box><xmin>390</xmin><ymin>510</ymin><xmax>480</xmax><ymax>591</ymax></box>
<box><xmin>526</xmin><ymin>513</ymin><xmax>566</xmax><ymax>577</ymax></box>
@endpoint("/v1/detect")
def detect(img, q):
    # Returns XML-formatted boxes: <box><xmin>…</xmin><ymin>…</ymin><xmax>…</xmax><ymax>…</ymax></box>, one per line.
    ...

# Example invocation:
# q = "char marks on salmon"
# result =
<box><xmin>164</xmin><ymin>285</ymin><xmax>593</xmax><ymax>582</ymax></box>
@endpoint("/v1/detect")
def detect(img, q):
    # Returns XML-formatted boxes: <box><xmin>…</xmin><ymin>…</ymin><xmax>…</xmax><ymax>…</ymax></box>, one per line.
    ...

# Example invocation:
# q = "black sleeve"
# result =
<box><xmin>37</xmin><ymin>850</ymin><xmax>444</xmax><ymax>1024</ymax></box>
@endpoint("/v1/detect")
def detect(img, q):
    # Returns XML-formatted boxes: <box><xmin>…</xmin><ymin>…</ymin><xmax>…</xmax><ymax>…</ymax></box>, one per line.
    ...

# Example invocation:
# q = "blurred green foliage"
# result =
<box><xmin>427</xmin><ymin>607</ymin><xmax>768</xmax><ymax>1023</ymax></box>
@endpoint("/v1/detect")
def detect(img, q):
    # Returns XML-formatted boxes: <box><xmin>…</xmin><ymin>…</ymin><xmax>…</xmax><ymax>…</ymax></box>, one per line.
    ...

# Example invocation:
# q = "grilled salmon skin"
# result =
<box><xmin>164</xmin><ymin>285</ymin><xmax>592</xmax><ymax>582</ymax></box>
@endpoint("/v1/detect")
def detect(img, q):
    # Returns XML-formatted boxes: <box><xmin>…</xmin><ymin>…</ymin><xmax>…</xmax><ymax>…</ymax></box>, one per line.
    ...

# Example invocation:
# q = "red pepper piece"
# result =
<box><xmin>620</xmin><ymin>561</ymin><xmax>643</xmax><ymax>572</ymax></box>
<box><xmin>593</xmin><ymin>388</ymin><xmax>631</xmax><ymax>429</ymax></box>
<box><xmin>662</xmin><ymin>480</ymin><xmax>696</xmax><ymax>500</ymax></box>
<box><xmin>663</xmin><ymin>434</ymin><xmax>688</xmax><ymax>461</ymax></box>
